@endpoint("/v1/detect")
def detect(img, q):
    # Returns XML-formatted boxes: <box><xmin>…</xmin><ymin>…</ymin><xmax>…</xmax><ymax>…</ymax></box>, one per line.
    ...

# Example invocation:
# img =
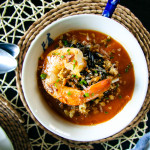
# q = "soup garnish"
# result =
<box><xmin>37</xmin><ymin>30</ymin><xmax>135</xmax><ymax>125</ymax></box>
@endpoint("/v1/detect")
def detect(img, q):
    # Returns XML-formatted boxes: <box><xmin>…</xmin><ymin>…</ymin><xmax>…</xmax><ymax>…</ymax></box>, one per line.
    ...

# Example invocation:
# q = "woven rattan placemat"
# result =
<box><xmin>0</xmin><ymin>0</ymin><xmax>148</xmax><ymax>149</ymax></box>
<box><xmin>0</xmin><ymin>96</ymin><xmax>31</xmax><ymax>150</ymax></box>
<box><xmin>16</xmin><ymin>0</ymin><xmax>150</xmax><ymax>148</ymax></box>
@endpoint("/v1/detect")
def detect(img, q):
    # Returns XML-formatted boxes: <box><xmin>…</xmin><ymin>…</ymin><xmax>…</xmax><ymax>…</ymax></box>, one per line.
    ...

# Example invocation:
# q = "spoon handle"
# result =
<box><xmin>102</xmin><ymin>0</ymin><xmax>120</xmax><ymax>18</ymax></box>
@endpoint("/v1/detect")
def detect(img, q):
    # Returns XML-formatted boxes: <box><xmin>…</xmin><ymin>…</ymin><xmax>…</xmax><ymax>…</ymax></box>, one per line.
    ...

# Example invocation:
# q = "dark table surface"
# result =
<box><xmin>0</xmin><ymin>0</ymin><xmax>149</xmax><ymax>150</ymax></box>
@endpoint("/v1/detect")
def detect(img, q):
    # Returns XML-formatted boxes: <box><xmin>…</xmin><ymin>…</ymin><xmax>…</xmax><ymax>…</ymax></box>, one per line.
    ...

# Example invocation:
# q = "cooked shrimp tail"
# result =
<box><xmin>58</xmin><ymin>78</ymin><xmax>111</xmax><ymax>106</ymax></box>
<box><xmin>83</xmin><ymin>78</ymin><xmax>111</xmax><ymax>102</ymax></box>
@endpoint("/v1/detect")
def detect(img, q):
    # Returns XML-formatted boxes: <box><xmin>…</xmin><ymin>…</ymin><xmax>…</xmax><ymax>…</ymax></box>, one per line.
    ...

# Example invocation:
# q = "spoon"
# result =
<box><xmin>0</xmin><ymin>43</ymin><xmax>19</xmax><ymax>58</ymax></box>
<box><xmin>102</xmin><ymin>0</ymin><xmax>120</xmax><ymax>18</ymax></box>
<box><xmin>0</xmin><ymin>48</ymin><xmax>17</xmax><ymax>74</ymax></box>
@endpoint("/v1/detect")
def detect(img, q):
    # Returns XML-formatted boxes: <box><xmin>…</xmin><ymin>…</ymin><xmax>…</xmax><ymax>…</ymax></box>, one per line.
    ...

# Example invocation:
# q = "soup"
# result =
<box><xmin>37</xmin><ymin>30</ymin><xmax>135</xmax><ymax>125</ymax></box>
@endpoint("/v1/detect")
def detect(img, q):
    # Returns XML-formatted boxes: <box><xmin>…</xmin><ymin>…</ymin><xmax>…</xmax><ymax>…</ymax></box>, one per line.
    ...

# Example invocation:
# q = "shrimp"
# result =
<box><xmin>41</xmin><ymin>47</ymin><xmax>111</xmax><ymax>106</ymax></box>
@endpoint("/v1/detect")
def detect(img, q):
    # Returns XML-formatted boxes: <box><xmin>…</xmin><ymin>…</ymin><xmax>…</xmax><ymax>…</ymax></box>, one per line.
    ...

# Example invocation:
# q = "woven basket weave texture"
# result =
<box><xmin>0</xmin><ymin>96</ymin><xmax>31</xmax><ymax>150</ymax></box>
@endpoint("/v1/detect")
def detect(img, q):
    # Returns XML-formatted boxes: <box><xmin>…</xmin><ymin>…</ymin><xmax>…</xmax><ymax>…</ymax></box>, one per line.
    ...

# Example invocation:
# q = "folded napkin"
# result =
<box><xmin>132</xmin><ymin>132</ymin><xmax>150</xmax><ymax>150</ymax></box>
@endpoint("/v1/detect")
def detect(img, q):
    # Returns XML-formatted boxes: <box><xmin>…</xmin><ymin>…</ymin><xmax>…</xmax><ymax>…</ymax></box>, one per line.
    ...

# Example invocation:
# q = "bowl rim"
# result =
<box><xmin>22</xmin><ymin>14</ymin><xmax>149</xmax><ymax>142</ymax></box>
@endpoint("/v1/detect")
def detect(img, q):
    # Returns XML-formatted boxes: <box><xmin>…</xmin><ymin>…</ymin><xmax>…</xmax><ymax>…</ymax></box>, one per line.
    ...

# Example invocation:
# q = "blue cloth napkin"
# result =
<box><xmin>132</xmin><ymin>132</ymin><xmax>150</xmax><ymax>150</ymax></box>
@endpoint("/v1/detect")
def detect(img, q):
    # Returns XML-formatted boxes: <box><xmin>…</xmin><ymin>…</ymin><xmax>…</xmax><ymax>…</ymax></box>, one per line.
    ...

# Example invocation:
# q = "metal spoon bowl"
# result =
<box><xmin>0</xmin><ymin>43</ymin><xmax>19</xmax><ymax>58</ymax></box>
<box><xmin>0</xmin><ymin>48</ymin><xmax>17</xmax><ymax>74</ymax></box>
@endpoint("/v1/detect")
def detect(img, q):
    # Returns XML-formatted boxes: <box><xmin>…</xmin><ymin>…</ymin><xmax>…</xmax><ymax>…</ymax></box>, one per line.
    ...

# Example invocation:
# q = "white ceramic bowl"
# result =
<box><xmin>22</xmin><ymin>14</ymin><xmax>148</xmax><ymax>141</ymax></box>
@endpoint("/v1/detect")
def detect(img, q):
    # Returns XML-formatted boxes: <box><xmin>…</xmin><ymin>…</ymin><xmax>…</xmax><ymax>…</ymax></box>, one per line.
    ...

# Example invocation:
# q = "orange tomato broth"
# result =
<box><xmin>37</xmin><ymin>30</ymin><xmax>135</xmax><ymax>125</ymax></box>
